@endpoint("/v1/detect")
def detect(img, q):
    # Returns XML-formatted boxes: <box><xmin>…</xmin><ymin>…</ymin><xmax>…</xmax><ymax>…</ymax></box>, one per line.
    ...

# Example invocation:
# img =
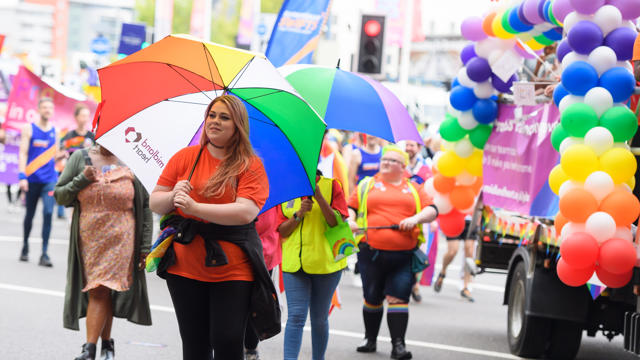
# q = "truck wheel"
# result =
<box><xmin>546</xmin><ymin>320</ymin><xmax>582</xmax><ymax>360</ymax></box>
<box><xmin>507</xmin><ymin>261</ymin><xmax>550</xmax><ymax>358</ymax></box>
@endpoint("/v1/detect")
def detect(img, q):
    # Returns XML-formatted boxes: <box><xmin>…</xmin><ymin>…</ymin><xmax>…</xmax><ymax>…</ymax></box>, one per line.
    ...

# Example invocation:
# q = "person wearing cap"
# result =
<box><xmin>347</xmin><ymin>145</ymin><xmax>438</xmax><ymax>360</ymax></box>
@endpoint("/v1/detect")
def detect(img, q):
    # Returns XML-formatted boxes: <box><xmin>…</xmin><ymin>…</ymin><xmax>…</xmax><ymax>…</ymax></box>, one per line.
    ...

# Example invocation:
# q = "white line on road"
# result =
<box><xmin>0</xmin><ymin>235</ymin><xmax>69</xmax><ymax>245</ymax></box>
<box><xmin>0</xmin><ymin>282</ymin><xmax>517</xmax><ymax>359</ymax></box>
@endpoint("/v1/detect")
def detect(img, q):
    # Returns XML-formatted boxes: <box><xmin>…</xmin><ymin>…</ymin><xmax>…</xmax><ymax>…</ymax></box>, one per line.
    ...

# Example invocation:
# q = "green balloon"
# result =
<box><xmin>501</xmin><ymin>8</ymin><xmax>518</xmax><ymax>35</ymax></box>
<box><xmin>551</xmin><ymin>124</ymin><xmax>568</xmax><ymax>152</ymax></box>
<box><xmin>534</xmin><ymin>34</ymin><xmax>554</xmax><ymax>46</ymax></box>
<box><xmin>599</xmin><ymin>106</ymin><xmax>638</xmax><ymax>142</ymax></box>
<box><xmin>561</xmin><ymin>103</ymin><xmax>599</xmax><ymax>138</ymax></box>
<box><xmin>469</xmin><ymin>124</ymin><xmax>493</xmax><ymax>149</ymax></box>
<box><xmin>439</xmin><ymin>116</ymin><xmax>467</xmax><ymax>142</ymax></box>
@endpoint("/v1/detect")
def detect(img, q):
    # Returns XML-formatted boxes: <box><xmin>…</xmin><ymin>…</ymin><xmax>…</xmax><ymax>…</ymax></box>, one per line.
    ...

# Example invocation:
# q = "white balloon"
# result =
<box><xmin>561</xmin><ymin>222</ymin><xmax>587</xmax><ymax>241</ymax></box>
<box><xmin>622</xmin><ymin>20</ymin><xmax>638</xmax><ymax>30</ymax></box>
<box><xmin>475</xmin><ymin>38</ymin><xmax>502</xmax><ymax>58</ymax></box>
<box><xmin>456</xmin><ymin>171</ymin><xmax>476</xmax><ymax>186</ymax></box>
<box><xmin>559</xmin><ymin>180</ymin><xmax>581</xmax><ymax>198</ymax></box>
<box><xmin>585</xmin><ymin>211</ymin><xmax>617</xmax><ymax>244</ymax></box>
<box><xmin>563</xmin><ymin>12</ymin><xmax>594</xmax><ymax>33</ymax></box>
<box><xmin>441</xmin><ymin>140</ymin><xmax>453</xmax><ymax>151</ymax></box>
<box><xmin>614</xmin><ymin>226</ymin><xmax>634</xmax><ymax>242</ymax></box>
<box><xmin>497</xmin><ymin>38</ymin><xmax>517</xmax><ymax>52</ymax></box>
<box><xmin>473</xmin><ymin>81</ymin><xmax>494</xmax><ymax>99</ymax></box>
<box><xmin>620</xmin><ymin>183</ymin><xmax>633</xmax><ymax>192</ymax></box>
<box><xmin>617</xmin><ymin>61</ymin><xmax>634</xmax><ymax>73</ymax></box>
<box><xmin>559</xmin><ymin>137</ymin><xmax>584</xmax><ymax>155</ymax></box>
<box><xmin>457</xmin><ymin>110</ymin><xmax>479</xmax><ymax>130</ymax></box>
<box><xmin>584</xmin><ymin>171</ymin><xmax>615</xmax><ymax>201</ymax></box>
<box><xmin>517</xmin><ymin>32</ymin><xmax>533</xmax><ymax>42</ymax></box>
<box><xmin>593</xmin><ymin>5</ymin><xmax>623</xmax><ymax>36</ymax></box>
<box><xmin>584</xmin><ymin>126</ymin><xmax>614</xmax><ymax>156</ymax></box>
<box><xmin>562</xmin><ymin>52</ymin><xmax>589</xmax><ymax>70</ymax></box>
<box><xmin>587</xmin><ymin>47</ymin><xmax>618</xmax><ymax>76</ymax></box>
<box><xmin>613</xmin><ymin>142</ymin><xmax>631</xmax><ymax>151</ymax></box>
<box><xmin>559</xmin><ymin>95</ymin><xmax>585</xmax><ymax>113</ymax></box>
<box><xmin>584</xmin><ymin>87</ymin><xmax>614</xmax><ymax>117</ymax></box>
<box><xmin>454</xmin><ymin>137</ymin><xmax>474</xmax><ymax>158</ymax></box>
<box><xmin>433</xmin><ymin>193</ymin><xmax>453</xmax><ymax>215</ymax></box>
<box><xmin>457</xmin><ymin>67</ymin><xmax>476</xmax><ymax>88</ymax></box>
<box><xmin>424</xmin><ymin>177</ymin><xmax>437</xmax><ymax>197</ymax></box>
<box><xmin>487</xmin><ymin>50</ymin><xmax>504</xmax><ymax>66</ymax></box>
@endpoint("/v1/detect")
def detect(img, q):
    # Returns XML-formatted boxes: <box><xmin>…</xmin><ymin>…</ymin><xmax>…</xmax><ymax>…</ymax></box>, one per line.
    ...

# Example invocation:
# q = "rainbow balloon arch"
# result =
<box><xmin>425</xmin><ymin>0</ymin><xmax>640</xmax><ymax>289</ymax></box>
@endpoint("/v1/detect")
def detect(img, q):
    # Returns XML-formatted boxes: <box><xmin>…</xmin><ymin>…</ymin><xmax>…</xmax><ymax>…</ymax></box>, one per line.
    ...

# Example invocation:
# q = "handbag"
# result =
<box><xmin>411</xmin><ymin>247</ymin><xmax>430</xmax><ymax>273</ymax></box>
<box><xmin>324</xmin><ymin>211</ymin><xmax>359</xmax><ymax>262</ymax></box>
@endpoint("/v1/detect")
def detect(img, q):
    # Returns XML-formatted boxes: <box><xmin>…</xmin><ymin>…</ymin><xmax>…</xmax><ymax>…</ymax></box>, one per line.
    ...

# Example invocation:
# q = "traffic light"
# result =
<box><xmin>357</xmin><ymin>15</ymin><xmax>385</xmax><ymax>74</ymax></box>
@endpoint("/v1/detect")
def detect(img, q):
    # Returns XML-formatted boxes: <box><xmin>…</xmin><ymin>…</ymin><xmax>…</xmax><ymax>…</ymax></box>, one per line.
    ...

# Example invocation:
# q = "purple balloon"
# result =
<box><xmin>557</xmin><ymin>39</ymin><xmax>573</xmax><ymax>62</ymax></box>
<box><xmin>461</xmin><ymin>17</ymin><xmax>487</xmax><ymax>42</ymax></box>
<box><xmin>518</xmin><ymin>4</ymin><xmax>535</xmax><ymax>25</ymax></box>
<box><xmin>570</xmin><ymin>0</ymin><xmax>605</xmax><ymax>15</ymax></box>
<box><xmin>568</xmin><ymin>21</ymin><xmax>604</xmax><ymax>55</ymax></box>
<box><xmin>523</xmin><ymin>0</ymin><xmax>545</xmax><ymax>24</ymax></box>
<box><xmin>492</xmin><ymin>74</ymin><xmax>518</xmax><ymax>93</ymax></box>
<box><xmin>552</xmin><ymin>0</ymin><xmax>574</xmax><ymax>23</ymax></box>
<box><xmin>466</xmin><ymin>57</ymin><xmax>492</xmax><ymax>83</ymax></box>
<box><xmin>607</xmin><ymin>0</ymin><xmax>640</xmax><ymax>20</ymax></box>
<box><xmin>460</xmin><ymin>44</ymin><xmax>477</xmax><ymax>65</ymax></box>
<box><xmin>605</xmin><ymin>27</ymin><xmax>638</xmax><ymax>60</ymax></box>
<box><xmin>538</xmin><ymin>0</ymin><xmax>549</xmax><ymax>20</ymax></box>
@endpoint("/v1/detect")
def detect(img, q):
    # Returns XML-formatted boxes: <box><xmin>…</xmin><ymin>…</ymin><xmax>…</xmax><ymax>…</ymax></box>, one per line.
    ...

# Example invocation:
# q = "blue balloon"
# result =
<box><xmin>561</xmin><ymin>61</ymin><xmax>599</xmax><ymax>96</ymax></box>
<box><xmin>509</xmin><ymin>6</ymin><xmax>533</xmax><ymax>32</ymax></box>
<box><xmin>472</xmin><ymin>99</ymin><xmax>498</xmax><ymax>124</ymax></box>
<box><xmin>541</xmin><ymin>0</ymin><xmax>551</xmax><ymax>23</ymax></box>
<box><xmin>543</xmin><ymin>27</ymin><xmax>563</xmax><ymax>41</ymax></box>
<box><xmin>451</xmin><ymin>78</ymin><xmax>460</xmax><ymax>88</ymax></box>
<box><xmin>599</xmin><ymin>67</ymin><xmax>636</xmax><ymax>103</ymax></box>
<box><xmin>553</xmin><ymin>84</ymin><xmax>569</xmax><ymax>107</ymax></box>
<box><xmin>450</xmin><ymin>86</ymin><xmax>477</xmax><ymax>112</ymax></box>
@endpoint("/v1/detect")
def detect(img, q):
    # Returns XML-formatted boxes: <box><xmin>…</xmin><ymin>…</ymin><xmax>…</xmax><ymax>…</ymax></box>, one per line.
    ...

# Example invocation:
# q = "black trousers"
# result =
<box><xmin>166</xmin><ymin>273</ymin><xmax>253</xmax><ymax>360</ymax></box>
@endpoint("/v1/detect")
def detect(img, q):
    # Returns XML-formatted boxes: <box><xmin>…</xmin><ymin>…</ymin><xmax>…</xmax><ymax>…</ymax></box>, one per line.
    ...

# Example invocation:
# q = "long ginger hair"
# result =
<box><xmin>199</xmin><ymin>95</ymin><xmax>254</xmax><ymax>199</ymax></box>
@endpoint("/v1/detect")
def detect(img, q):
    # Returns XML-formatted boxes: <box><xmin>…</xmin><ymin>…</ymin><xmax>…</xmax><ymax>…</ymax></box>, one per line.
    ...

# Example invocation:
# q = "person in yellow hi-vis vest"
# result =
<box><xmin>347</xmin><ymin>145</ymin><xmax>438</xmax><ymax>360</ymax></box>
<box><xmin>277</xmin><ymin>170</ymin><xmax>349</xmax><ymax>360</ymax></box>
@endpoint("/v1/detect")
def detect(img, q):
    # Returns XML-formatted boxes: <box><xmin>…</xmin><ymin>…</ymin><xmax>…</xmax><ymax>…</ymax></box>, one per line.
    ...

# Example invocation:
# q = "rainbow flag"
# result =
<box><xmin>145</xmin><ymin>213</ymin><xmax>178</xmax><ymax>272</ymax></box>
<box><xmin>586</xmin><ymin>283</ymin><xmax>605</xmax><ymax>300</ymax></box>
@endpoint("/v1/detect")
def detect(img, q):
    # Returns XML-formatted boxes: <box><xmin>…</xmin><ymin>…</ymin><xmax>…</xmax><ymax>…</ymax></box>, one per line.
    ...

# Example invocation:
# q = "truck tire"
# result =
<box><xmin>507</xmin><ymin>261</ymin><xmax>550</xmax><ymax>358</ymax></box>
<box><xmin>546</xmin><ymin>320</ymin><xmax>582</xmax><ymax>360</ymax></box>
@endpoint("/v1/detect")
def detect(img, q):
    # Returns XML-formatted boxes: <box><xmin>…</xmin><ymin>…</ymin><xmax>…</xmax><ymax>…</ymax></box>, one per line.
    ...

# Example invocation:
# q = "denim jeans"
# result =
<box><xmin>23</xmin><ymin>182</ymin><xmax>56</xmax><ymax>255</ymax></box>
<box><xmin>283</xmin><ymin>270</ymin><xmax>342</xmax><ymax>360</ymax></box>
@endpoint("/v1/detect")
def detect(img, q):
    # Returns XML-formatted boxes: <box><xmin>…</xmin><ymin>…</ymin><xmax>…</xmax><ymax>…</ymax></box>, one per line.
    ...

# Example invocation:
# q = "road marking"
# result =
<box><xmin>0</xmin><ymin>281</ymin><xmax>518</xmax><ymax>359</ymax></box>
<box><xmin>0</xmin><ymin>235</ymin><xmax>69</xmax><ymax>245</ymax></box>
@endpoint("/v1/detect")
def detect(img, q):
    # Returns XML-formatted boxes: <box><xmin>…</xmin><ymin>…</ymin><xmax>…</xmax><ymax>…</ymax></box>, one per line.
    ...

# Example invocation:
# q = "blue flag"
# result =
<box><xmin>265</xmin><ymin>0</ymin><xmax>332</xmax><ymax>67</ymax></box>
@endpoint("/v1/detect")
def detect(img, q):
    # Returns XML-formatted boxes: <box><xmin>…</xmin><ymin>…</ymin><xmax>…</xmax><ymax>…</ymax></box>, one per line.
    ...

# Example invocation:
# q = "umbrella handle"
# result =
<box><xmin>187</xmin><ymin>144</ymin><xmax>206</xmax><ymax>182</ymax></box>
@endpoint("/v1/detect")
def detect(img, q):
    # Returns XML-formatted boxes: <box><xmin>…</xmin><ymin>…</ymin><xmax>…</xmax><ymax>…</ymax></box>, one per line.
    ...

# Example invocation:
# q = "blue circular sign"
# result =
<box><xmin>257</xmin><ymin>23</ymin><xmax>267</xmax><ymax>36</ymax></box>
<box><xmin>91</xmin><ymin>36</ymin><xmax>111</xmax><ymax>56</ymax></box>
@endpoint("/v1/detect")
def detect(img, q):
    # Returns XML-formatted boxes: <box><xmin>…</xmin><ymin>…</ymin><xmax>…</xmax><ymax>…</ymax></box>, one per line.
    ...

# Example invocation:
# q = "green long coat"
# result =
<box><xmin>54</xmin><ymin>150</ymin><xmax>153</xmax><ymax>330</ymax></box>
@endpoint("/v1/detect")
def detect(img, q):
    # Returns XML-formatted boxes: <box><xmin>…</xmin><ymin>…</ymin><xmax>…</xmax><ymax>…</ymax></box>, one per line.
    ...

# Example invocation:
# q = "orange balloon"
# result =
<box><xmin>599</xmin><ymin>189</ymin><xmax>640</xmax><ymax>226</ymax></box>
<box><xmin>555</xmin><ymin>212</ymin><xmax>568</xmax><ymax>235</ymax></box>
<box><xmin>559</xmin><ymin>188</ymin><xmax>598</xmax><ymax>223</ymax></box>
<box><xmin>471</xmin><ymin>176</ymin><xmax>483</xmax><ymax>193</ymax></box>
<box><xmin>433</xmin><ymin>174</ymin><xmax>456</xmax><ymax>194</ymax></box>
<box><xmin>450</xmin><ymin>186</ymin><xmax>475</xmax><ymax>210</ymax></box>
<box><xmin>482</xmin><ymin>12</ymin><xmax>497</xmax><ymax>37</ymax></box>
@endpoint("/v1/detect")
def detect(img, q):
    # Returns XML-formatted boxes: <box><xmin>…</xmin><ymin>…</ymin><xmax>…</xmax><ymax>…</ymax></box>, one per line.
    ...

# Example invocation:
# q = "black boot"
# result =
<box><xmin>101</xmin><ymin>338</ymin><xmax>114</xmax><ymax>360</ymax></box>
<box><xmin>74</xmin><ymin>343</ymin><xmax>96</xmax><ymax>360</ymax></box>
<box><xmin>390</xmin><ymin>338</ymin><xmax>412</xmax><ymax>360</ymax></box>
<box><xmin>356</xmin><ymin>338</ymin><xmax>377</xmax><ymax>353</ymax></box>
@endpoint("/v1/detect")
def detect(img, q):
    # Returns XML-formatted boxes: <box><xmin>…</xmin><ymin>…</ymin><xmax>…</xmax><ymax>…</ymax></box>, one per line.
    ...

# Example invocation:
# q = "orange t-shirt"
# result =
<box><xmin>157</xmin><ymin>146</ymin><xmax>269</xmax><ymax>282</ymax></box>
<box><xmin>348</xmin><ymin>175</ymin><xmax>431</xmax><ymax>251</ymax></box>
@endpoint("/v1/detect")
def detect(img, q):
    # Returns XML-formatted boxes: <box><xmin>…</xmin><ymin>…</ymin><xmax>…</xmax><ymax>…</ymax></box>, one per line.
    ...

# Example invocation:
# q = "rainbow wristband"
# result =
<box><xmin>18</xmin><ymin>172</ymin><xmax>27</xmax><ymax>180</ymax></box>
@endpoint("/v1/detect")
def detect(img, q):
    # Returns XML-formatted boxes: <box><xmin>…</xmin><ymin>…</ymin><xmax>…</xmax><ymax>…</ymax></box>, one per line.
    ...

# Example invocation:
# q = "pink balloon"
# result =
<box><xmin>523</xmin><ymin>0</ymin><xmax>545</xmax><ymax>24</ymax></box>
<box><xmin>560</xmin><ymin>232</ymin><xmax>599</xmax><ymax>268</ymax></box>
<box><xmin>607</xmin><ymin>0</ymin><xmax>640</xmax><ymax>20</ymax></box>
<box><xmin>553</xmin><ymin>0</ymin><xmax>575</xmax><ymax>23</ymax></box>
<box><xmin>461</xmin><ymin>16</ymin><xmax>488</xmax><ymax>42</ymax></box>
<box><xmin>571</xmin><ymin>0</ymin><xmax>606</xmax><ymax>15</ymax></box>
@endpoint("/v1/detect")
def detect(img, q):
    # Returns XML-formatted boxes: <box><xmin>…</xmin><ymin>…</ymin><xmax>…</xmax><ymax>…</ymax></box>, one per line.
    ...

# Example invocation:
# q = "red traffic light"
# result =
<box><xmin>364</xmin><ymin>20</ymin><xmax>381</xmax><ymax>37</ymax></box>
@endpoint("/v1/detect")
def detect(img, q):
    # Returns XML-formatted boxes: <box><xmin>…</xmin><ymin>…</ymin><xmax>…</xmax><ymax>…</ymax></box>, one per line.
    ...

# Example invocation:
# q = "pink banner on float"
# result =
<box><xmin>190</xmin><ymin>0</ymin><xmax>211</xmax><ymax>40</ymax></box>
<box><xmin>482</xmin><ymin>103</ymin><xmax>560</xmax><ymax>217</ymax></box>
<box><xmin>3</xmin><ymin>66</ymin><xmax>96</xmax><ymax>133</ymax></box>
<box><xmin>237</xmin><ymin>0</ymin><xmax>255</xmax><ymax>47</ymax></box>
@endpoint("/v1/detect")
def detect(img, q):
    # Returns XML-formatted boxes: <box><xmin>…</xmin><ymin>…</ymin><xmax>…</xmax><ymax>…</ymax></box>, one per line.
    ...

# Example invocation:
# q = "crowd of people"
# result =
<box><xmin>1</xmin><ymin>94</ymin><xmax>482</xmax><ymax>360</ymax></box>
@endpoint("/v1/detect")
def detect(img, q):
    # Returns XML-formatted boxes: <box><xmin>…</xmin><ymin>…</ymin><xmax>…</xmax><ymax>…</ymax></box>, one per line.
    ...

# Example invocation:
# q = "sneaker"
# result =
<box><xmin>461</xmin><ymin>288</ymin><xmax>475</xmax><ymax>303</ymax></box>
<box><xmin>433</xmin><ymin>273</ymin><xmax>445</xmax><ymax>293</ymax></box>
<box><xmin>19</xmin><ymin>253</ymin><xmax>28</xmax><ymax>262</ymax></box>
<box><xmin>464</xmin><ymin>257</ymin><xmax>478</xmax><ymax>276</ymax></box>
<box><xmin>244</xmin><ymin>349</ymin><xmax>260</xmax><ymax>360</ymax></box>
<box><xmin>39</xmin><ymin>254</ymin><xmax>53</xmax><ymax>267</ymax></box>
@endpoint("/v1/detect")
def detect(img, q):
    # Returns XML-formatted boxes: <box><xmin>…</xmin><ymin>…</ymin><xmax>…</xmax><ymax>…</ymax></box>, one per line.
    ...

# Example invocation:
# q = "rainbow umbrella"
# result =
<box><xmin>279</xmin><ymin>65</ymin><xmax>422</xmax><ymax>144</ymax></box>
<box><xmin>93</xmin><ymin>34</ymin><xmax>326</xmax><ymax>211</ymax></box>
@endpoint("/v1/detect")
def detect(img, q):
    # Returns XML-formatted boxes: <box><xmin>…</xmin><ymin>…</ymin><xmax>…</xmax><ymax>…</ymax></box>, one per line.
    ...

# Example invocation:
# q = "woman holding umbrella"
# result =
<box><xmin>149</xmin><ymin>95</ymin><xmax>279</xmax><ymax>360</ymax></box>
<box><xmin>348</xmin><ymin>145</ymin><xmax>438</xmax><ymax>359</ymax></box>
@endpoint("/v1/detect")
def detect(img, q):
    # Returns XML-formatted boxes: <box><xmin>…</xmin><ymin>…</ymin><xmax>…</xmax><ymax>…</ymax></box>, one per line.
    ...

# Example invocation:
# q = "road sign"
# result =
<box><xmin>90</xmin><ymin>36</ymin><xmax>111</xmax><ymax>56</ymax></box>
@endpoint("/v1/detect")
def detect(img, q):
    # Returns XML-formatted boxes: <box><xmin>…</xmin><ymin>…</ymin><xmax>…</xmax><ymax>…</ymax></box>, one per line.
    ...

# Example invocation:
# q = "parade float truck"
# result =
<box><xmin>472</xmin><ymin>102</ymin><xmax>639</xmax><ymax>359</ymax></box>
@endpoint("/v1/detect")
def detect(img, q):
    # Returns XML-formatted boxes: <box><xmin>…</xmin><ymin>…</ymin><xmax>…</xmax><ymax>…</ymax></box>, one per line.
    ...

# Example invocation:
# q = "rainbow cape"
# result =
<box><xmin>145</xmin><ymin>213</ymin><xmax>178</xmax><ymax>272</ymax></box>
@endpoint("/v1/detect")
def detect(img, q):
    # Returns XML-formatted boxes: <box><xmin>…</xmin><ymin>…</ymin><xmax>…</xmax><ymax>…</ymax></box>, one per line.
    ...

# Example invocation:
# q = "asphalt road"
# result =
<box><xmin>0</xmin><ymin>193</ymin><xmax>636</xmax><ymax>359</ymax></box>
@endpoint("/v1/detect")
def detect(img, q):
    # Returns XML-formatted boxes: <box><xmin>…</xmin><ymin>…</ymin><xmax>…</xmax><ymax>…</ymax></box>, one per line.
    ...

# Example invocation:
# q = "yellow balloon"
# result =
<box><xmin>437</xmin><ymin>150</ymin><xmax>467</xmax><ymax>177</ymax></box>
<box><xmin>465</xmin><ymin>150</ymin><xmax>483</xmax><ymax>177</ymax></box>
<box><xmin>600</xmin><ymin>148</ymin><xmax>637</xmax><ymax>184</ymax></box>
<box><xmin>548</xmin><ymin>165</ymin><xmax>569</xmax><ymax>195</ymax></box>
<box><xmin>525</xmin><ymin>38</ymin><xmax>545</xmax><ymax>51</ymax></box>
<box><xmin>560</xmin><ymin>144</ymin><xmax>599</xmax><ymax>182</ymax></box>
<box><xmin>626</xmin><ymin>176</ymin><xmax>636</xmax><ymax>190</ymax></box>
<box><xmin>492</xmin><ymin>12</ymin><xmax>514</xmax><ymax>39</ymax></box>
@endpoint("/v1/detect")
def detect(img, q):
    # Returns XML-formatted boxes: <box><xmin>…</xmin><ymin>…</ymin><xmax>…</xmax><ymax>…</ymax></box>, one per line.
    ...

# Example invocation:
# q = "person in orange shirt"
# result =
<box><xmin>348</xmin><ymin>145</ymin><xmax>438</xmax><ymax>360</ymax></box>
<box><xmin>149</xmin><ymin>95</ymin><xmax>279</xmax><ymax>360</ymax></box>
